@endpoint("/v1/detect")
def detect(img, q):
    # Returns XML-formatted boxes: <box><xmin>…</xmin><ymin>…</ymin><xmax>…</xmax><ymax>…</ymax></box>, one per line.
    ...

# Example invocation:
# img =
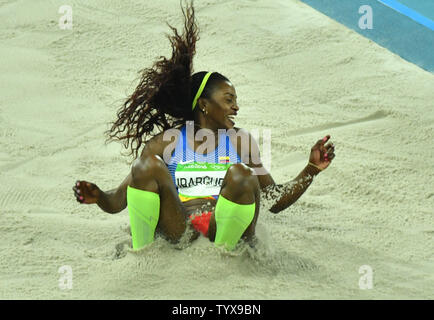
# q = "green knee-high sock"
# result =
<box><xmin>214</xmin><ymin>195</ymin><xmax>255</xmax><ymax>251</ymax></box>
<box><xmin>127</xmin><ymin>185</ymin><xmax>160</xmax><ymax>250</ymax></box>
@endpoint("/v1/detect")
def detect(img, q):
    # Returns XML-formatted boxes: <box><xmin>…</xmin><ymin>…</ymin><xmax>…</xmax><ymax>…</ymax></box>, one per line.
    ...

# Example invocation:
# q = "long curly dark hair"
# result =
<box><xmin>105</xmin><ymin>0</ymin><xmax>229</xmax><ymax>159</ymax></box>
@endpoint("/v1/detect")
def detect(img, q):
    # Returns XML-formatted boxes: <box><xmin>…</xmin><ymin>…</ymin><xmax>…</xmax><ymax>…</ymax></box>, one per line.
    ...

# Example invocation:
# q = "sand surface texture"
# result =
<box><xmin>1</xmin><ymin>0</ymin><xmax>433</xmax><ymax>299</ymax></box>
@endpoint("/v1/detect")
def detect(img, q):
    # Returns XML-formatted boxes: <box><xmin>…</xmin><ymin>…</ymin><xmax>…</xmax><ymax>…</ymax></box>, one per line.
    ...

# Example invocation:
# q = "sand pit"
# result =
<box><xmin>0</xmin><ymin>0</ymin><xmax>433</xmax><ymax>299</ymax></box>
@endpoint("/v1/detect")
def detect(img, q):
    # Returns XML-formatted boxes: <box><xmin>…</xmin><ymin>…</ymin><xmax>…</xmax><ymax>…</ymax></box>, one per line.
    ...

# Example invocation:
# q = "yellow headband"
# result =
<box><xmin>192</xmin><ymin>72</ymin><xmax>213</xmax><ymax>110</ymax></box>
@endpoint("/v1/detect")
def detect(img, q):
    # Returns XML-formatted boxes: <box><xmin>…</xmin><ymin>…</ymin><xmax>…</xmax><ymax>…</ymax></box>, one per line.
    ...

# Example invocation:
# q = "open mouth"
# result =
<box><xmin>227</xmin><ymin>115</ymin><xmax>235</xmax><ymax>124</ymax></box>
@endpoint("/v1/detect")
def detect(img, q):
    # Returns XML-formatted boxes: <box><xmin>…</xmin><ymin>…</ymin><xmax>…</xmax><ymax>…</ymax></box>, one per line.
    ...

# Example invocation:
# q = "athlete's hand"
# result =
<box><xmin>73</xmin><ymin>180</ymin><xmax>101</xmax><ymax>204</ymax></box>
<box><xmin>308</xmin><ymin>135</ymin><xmax>335</xmax><ymax>172</ymax></box>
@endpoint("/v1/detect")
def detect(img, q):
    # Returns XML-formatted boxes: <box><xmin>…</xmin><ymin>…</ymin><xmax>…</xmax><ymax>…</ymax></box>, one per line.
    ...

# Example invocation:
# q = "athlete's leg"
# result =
<box><xmin>128</xmin><ymin>155</ymin><xmax>187</xmax><ymax>248</ymax></box>
<box><xmin>207</xmin><ymin>163</ymin><xmax>260</xmax><ymax>248</ymax></box>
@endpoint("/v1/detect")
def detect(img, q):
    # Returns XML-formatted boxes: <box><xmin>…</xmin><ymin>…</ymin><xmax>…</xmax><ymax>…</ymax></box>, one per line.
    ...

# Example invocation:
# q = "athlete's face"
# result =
<box><xmin>202</xmin><ymin>81</ymin><xmax>239</xmax><ymax>130</ymax></box>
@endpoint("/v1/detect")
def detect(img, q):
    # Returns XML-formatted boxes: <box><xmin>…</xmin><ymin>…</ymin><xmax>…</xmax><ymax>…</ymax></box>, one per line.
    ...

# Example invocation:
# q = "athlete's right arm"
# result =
<box><xmin>96</xmin><ymin>173</ymin><xmax>132</xmax><ymax>213</ymax></box>
<box><xmin>95</xmin><ymin>131</ymin><xmax>171</xmax><ymax>212</ymax></box>
<box><xmin>72</xmin><ymin>172</ymin><xmax>132</xmax><ymax>214</ymax></box>
<box><xmin>73</xmin><ymin>131</ymin><xmax>174</xmax><ymax>213</ymax></box>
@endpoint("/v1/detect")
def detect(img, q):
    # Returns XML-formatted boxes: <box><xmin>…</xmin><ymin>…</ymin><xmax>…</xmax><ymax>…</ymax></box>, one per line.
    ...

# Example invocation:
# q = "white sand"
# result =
<box><xmin>1</xmin><ymin>0</ymin><xmax>433</xmax><ymax>299</ymax></box>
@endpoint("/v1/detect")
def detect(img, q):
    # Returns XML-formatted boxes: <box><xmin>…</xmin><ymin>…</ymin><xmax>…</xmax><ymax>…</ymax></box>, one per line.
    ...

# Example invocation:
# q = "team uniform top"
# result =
<box><xmin>167</xmin><ymin>125</ymin><xmax>241</xmax><ymax>203</ymax></box>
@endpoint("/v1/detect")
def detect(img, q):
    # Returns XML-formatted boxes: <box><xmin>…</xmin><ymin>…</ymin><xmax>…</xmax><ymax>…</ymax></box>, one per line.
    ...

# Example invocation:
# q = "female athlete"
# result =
<box><xmin>72</xmin><ymin>1</ymin><xmax>335</xmax><ymax>251</ymax></box>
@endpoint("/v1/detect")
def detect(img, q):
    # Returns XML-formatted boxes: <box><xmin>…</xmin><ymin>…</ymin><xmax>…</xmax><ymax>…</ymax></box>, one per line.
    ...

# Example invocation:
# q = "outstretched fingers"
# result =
<box><xmin>317</xmin><ymin>135</ymin><xmax>335</xmax><ymax>163</ymax></box>
<box><xmin>73</xmin><ymin>180</ymin><xmax>84</xmax><ymax>203</ymax></box>
<box><xmin>324</xmin><ymin>141</ymin><xmax>335</xmax><ymax>162</ymax></box>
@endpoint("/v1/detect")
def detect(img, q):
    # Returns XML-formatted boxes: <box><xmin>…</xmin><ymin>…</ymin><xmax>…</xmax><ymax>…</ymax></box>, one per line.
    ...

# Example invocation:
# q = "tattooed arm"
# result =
<box><xmin>237</xmin><ymin>130</ymin><xmax>335</xmax><ymax>214</ymax></box>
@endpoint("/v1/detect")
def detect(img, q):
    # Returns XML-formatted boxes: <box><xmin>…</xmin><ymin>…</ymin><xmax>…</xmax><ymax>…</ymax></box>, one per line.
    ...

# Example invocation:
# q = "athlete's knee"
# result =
<box><xmin>227</xmin><ymin>163</ymin><xmax>253</xmax><ymax>178</ymax></box>
<box><xmin>225</xmin><ymin>163</ymin><xmax>259</xmax><ymax>190</ymax></box>
<box><xmin>131</xmin><ymin>155</ymin><xmax>166</xmax><ymax>181</ymax></box>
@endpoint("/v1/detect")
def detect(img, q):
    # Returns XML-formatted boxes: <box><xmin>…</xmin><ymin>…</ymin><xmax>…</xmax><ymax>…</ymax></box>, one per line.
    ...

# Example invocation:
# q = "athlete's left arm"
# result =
<box><xmin>240</xmin><ymin>130</ymin><xmax>335</xmax><ymax>214</ymax></box>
